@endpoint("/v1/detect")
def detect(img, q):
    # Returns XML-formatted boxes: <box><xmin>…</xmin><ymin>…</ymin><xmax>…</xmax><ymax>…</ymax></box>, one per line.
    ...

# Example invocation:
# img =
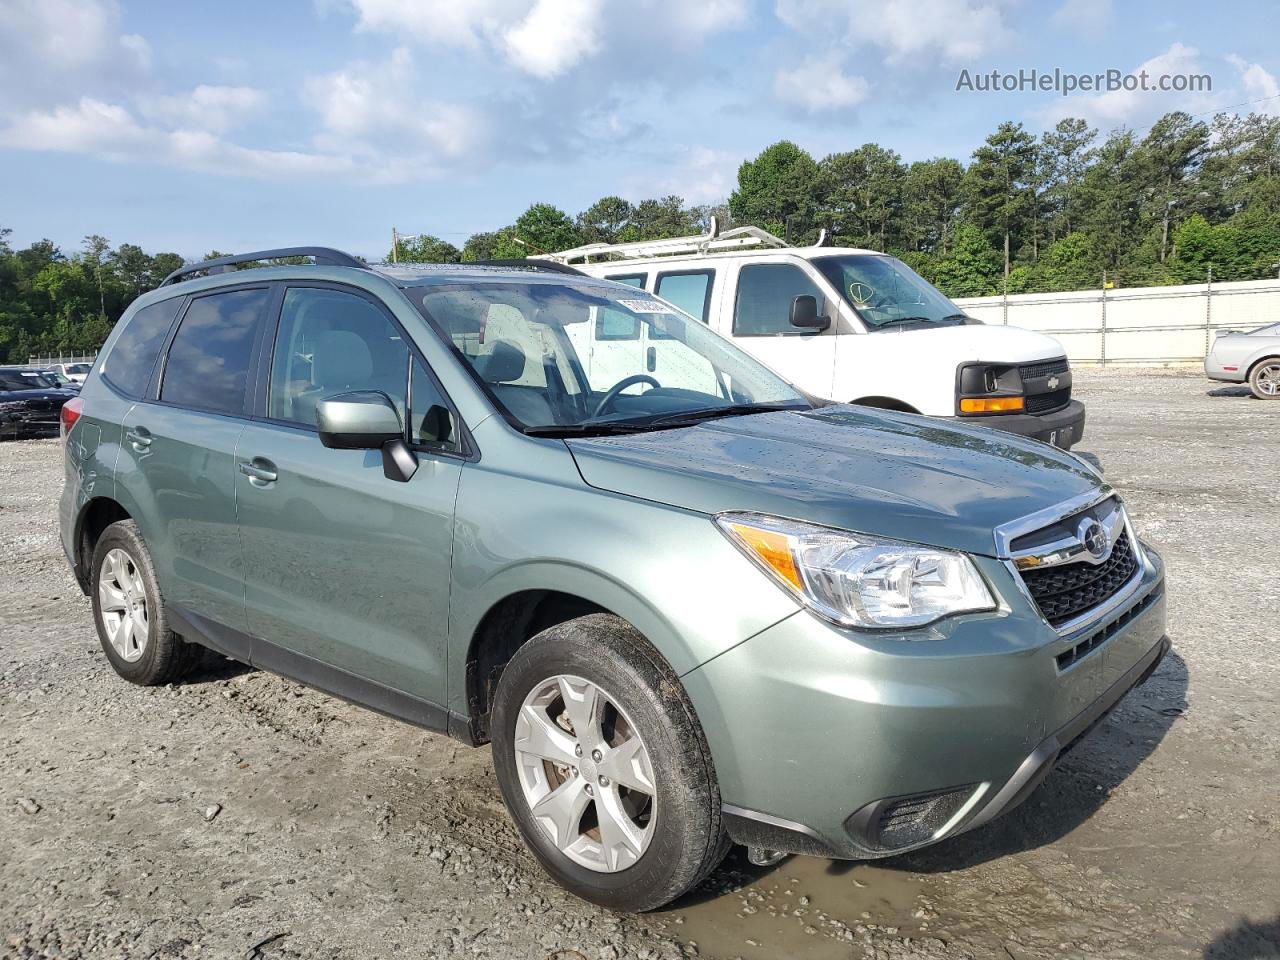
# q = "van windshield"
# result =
<box><xmin>814</xmin><ymin>255</ymin><xmax>971</xmax><ymax>331</ymax></box>
<box><xmin>412</xmin><ymin>279</ymin><xmax>807</xmax><ymax>435</ymax></box>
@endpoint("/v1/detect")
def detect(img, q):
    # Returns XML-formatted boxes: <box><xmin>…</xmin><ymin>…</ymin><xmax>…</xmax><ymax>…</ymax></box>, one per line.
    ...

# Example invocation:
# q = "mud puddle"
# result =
<box><xmin>657</xmin><ymin>852</ymin><xmax>926</xmax><ymax>959</ymax></box>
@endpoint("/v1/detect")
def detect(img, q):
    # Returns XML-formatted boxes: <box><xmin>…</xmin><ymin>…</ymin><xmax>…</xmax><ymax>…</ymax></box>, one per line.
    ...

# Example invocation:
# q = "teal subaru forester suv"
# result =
<box><xmin>59</xmin><ymin>248</ymin><xmax>1169</xmax><ymax>911</ymax></box>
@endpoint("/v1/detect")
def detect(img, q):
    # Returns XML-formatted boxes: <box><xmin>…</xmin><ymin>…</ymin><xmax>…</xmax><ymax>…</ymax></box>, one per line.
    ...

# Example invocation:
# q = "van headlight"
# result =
<box><xmin>716</xmin><ymin>512</ymin><xmax>996</xmax><ymax>629</ymax></box>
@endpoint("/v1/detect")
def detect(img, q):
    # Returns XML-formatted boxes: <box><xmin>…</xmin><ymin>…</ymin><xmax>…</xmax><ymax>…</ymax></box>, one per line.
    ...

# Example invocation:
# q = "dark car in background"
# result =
<box><xmin>0</xmin><ymin>367</ymin><xmax>78</xmax><ymax>439</ymax></box>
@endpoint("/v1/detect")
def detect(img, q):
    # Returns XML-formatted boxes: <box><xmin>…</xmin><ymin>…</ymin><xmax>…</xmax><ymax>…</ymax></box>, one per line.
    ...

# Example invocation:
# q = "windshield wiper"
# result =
<box><xmin>522</xmin><ymin>422</ymin><xmax>658</xmax><ymax>438</ymax></box>
<box><xmin>644</xmin><ymin>402</ymin><xmax>803</xmax><ymax>428</ymax></box>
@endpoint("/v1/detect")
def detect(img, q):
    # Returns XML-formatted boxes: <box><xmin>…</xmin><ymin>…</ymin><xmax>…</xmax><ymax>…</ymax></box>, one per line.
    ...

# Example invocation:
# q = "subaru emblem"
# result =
<box><xmin>1078</xmin><ymin>518</ymin><xmax>1108</xmax><ymax>559</ymax></box>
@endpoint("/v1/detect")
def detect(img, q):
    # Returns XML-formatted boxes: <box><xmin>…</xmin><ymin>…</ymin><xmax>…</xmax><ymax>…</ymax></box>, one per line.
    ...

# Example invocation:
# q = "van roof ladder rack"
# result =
<box><xmin>539</xmin><ymin>219</ymin><xmax>795</xmax><ymax>265</ymax></box>
<box><xmin>159</xmin><ymin>247</ymin><xmax>367</xmax><ymax>286</ymax></box>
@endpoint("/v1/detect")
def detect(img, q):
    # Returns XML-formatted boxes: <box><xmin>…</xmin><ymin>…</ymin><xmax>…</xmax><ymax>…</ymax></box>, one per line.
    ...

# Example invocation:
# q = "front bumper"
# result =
<box><xmin>951</xmin><ymin>399</ymin><xmax>1086</xmax><ymax>450</ymax></box>
<box><xmin>684</xmin><ymin>542</ymin><xmax>1167</xmax><ymax>860</ymax></box>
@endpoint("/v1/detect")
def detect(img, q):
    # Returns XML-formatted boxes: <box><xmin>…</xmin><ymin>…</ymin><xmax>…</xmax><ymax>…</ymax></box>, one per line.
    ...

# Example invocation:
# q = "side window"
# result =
<box><xmin>655</xmin><ymin>271</ymin><xmax>713</xmax><ymax>323</ymax></box>
<box><xmin>410</xmin><ymin>357</ymin><xmax>461</xmax><ymax>453</ymax></box>
<box><xmin>160</xmin><ymin>288</ymin><xmax>269</xmax><ymax>415</ymax></box>
<box><xmin>733</xmin><ymin>263</ymin><xmax>825</xmax><ymax>337</ymax></box>
<box><xmin>597</xmin><ymin>275</ymin><xmax>646</xmax><ymax>340</ymax></box>
<box><xmin>102</xmin><ymin>297</ymin><xmax>184</xmax><ymax>398</ymax></box>
<box><xmin>268</xmin><ymin>287</ymin><xmax>409</xmax><ymax>428</ymax></box>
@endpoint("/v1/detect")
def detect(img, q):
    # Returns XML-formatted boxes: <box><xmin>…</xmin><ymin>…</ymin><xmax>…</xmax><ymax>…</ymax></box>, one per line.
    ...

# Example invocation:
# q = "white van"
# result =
<box><xmin>542</xmin><ymin>224</ymin><xmax>1085</xmax><ymax>449</ymax></box>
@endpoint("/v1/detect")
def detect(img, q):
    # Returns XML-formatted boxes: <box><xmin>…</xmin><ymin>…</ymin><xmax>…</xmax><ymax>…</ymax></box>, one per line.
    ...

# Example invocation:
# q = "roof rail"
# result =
<box><xmin>160</xmin><ymin>247</ymin><xmax>367</xmax><ymax>286</ymax></box>
<box><xmin>539</xmin><ymin>221</ymin><xmax>790</xmax><ymax>265</ymax></box>
<box><xmin>464</xmin><ymin>258</ymin><xmax>586</xmax><ymax>276</ymax></box>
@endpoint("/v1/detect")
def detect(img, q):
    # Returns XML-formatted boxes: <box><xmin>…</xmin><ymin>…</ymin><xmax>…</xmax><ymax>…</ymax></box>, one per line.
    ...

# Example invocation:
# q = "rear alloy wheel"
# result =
<box><xmin>90</xmin><ymin>520</ymin><xmax>204</xmax><ymax>685</ymax></box>
<box><xmin>491</xmin><ymin>614</ymin><xmax>729</xmax><ymax>911</ymax></box>
<box><xmin>1249</xmin><ymin>361</ymin><xmax>1280</xmax><ymax>399</ymax></box>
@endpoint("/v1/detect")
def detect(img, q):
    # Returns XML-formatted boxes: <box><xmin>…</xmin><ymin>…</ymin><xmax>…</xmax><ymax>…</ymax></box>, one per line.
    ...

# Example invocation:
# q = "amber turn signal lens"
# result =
<box><xmin>960</xmin><ymin>396</ymin><xmax>1024</xmax><ymax>414</ymax></box>
<box><xmin>725</xmin><ymin>522</ymin><xmax>804</xmax><ymax>591</ymax></box>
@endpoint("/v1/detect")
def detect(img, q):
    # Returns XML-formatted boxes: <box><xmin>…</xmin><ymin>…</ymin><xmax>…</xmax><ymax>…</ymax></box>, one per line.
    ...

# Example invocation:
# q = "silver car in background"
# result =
<box><xmin>1205</xmin><ymin>322</ymin><xmax>1280</xmax><ymax>399</ymax></box>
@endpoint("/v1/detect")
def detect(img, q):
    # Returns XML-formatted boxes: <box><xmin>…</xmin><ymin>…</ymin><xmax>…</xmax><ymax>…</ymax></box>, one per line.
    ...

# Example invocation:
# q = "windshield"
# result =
<box><xmin>412</xmin><ymin>279</ymin><xmax>807</xmax><ymax>433</ymax></box>
<box><xmin>0</xmin><ymin>371</ymin><xmax>58</xmax><ymax>391</ymax></box>
<box><xmin>65</xmin><ymin>363</ymin><xmax>91</xmax><ymax>375</ymax></box>
<box><xmin>814</xmin><ymin>255</ymin><xmax>969</xmax><ymax>331</ymax></box>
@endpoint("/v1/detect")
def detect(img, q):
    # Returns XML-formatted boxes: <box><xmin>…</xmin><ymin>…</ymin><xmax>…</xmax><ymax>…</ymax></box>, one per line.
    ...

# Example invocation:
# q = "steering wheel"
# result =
<box><xmin>591</xmin><ymin>374</ymin><xmax>661</xmax><ymax>419</ymax></box>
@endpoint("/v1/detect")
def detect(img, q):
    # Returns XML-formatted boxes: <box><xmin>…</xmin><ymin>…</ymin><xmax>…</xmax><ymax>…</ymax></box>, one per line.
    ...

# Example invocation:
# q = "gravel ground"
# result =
<box><xmin>2</xmin><ymin>369</ymin><xmax>1278</xmax><ymax>960</ymax></box>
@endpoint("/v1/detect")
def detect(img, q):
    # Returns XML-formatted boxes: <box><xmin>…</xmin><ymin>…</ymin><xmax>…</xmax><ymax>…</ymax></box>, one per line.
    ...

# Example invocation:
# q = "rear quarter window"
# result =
<box><xmin>160</xmin><ymin>288</ymin><xmax>270</xmax><ymax>416</ymax></box>
<box><xmin>101</xmin><ymin>297</ymin><xmax>185</xmax><ymax>398</ymax></box>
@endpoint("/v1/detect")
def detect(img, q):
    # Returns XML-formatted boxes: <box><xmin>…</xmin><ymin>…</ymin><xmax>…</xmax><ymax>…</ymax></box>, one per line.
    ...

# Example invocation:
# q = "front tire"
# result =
<box><xmin>1248</xmin><ymin>360</ymin><xmax>1280</xmax><ymax>399</ymax></box>
<box><xmin>90</xmin><ymin>520</ymin><xmax>203</xmax><ymax>685</ymax></box>
<box><xmin>490</xmin><ymin>614</ymin><xmax>728</xmax><ymax>911</ymax></box>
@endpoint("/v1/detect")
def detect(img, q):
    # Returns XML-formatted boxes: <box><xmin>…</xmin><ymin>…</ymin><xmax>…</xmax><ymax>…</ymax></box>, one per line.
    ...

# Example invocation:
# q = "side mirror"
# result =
<box><xmin>316</xmin><ymin>391</ymin><xmax>419</xmax><ymax>482</ymax></box>
<box><xmin>316</xmin><ymin>391</ymin><xmax>402</xmax><ymax>449</ymax></box>
<box><xmin>789</xmin><ymin>295</ymin><xmax>830</xmax><ymax>331</ymax></box>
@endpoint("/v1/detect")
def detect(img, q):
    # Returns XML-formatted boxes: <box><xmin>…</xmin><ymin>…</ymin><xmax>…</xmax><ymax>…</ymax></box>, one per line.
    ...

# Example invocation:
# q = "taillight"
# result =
<box><xmin>60</xmin><ymin>397</ymin><xmax>83</xmax><ymax>443</ymax></box>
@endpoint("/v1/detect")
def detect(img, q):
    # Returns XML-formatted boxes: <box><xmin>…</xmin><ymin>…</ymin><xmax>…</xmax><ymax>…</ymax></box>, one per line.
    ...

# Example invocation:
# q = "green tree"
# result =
<box><xmin>818</xmin><ymin>144</ymin><xmax>905</xmax><ymax>250</ymax></box>
<box><xmin>461</xmin><ymin>231</ymin><xmax>502</xmax><ymax>262</ymax></box>
<box><xmin>901</xmin><ymin>158</ymin><xmax>964</xmax><ymax>254</ymax></box>
<box><xmin>1136</xmin><ymin>111</ymin><xmax>1210</xmax><ymax>262</ymax></box>
<box><xmin>618</xmin><ymin>196</ymin><xmax>695</xmax><ymax>242</ymax></box>
<box><xmin>576</xmin><ymin>196</ymin><xmax>634</xmax><ymax>244</ymax></box>
<box><xmin>964</xmin><ymin>122</ymin><xmax>1038</xmax><ymax>280</ymax></box>
<box><xmin>729</xmin><ymin>141</ymin><xmax>821</xmax><ymax>240</ymax></box>
<box><xmin>927</xmin><ymin>223</ymin><xmax>1003</xmax><ymax>297</ymax></box>
<box><xmin>1041</xmin><ymin>118</ymin><xmax>1098</xmax><ymax>243</ymax></box>
<box><xmin>492</xmin><ymin>203</ymin><xmax>581</xmax><ymax>258</ymax></box>
<box><xmin>391</xmin><ymin>234</ymin><xmax>461</xmax><ymax>263</ymax></box>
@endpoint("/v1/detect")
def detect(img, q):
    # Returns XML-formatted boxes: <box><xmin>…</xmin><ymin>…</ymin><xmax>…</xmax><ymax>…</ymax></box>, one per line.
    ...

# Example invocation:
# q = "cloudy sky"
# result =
<box><xmin>1</xmin><ymin>0</ymin><xmax>1277</xmax><ymax>259</ymax></box>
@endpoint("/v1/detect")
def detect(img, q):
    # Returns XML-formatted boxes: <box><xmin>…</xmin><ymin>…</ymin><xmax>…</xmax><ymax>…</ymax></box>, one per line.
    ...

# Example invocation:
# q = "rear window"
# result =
<box><xmin>160</xmin><ymin>288</ymin><xmax>270</xmax><ymax>415</ymax></box>
<box><xmin>102</xmin><ymin>297</ymin><xmax>184</xmax><ymax>398</ymax></box>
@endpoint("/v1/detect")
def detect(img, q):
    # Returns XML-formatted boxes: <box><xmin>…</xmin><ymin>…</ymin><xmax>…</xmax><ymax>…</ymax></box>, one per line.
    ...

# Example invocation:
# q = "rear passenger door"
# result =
<box><xmin>116</xmin><ymin>285</ymin><xmax>274</xmax><ymax>643</ymax></box>
<box><xmin>234</xmin><ymin>283</ymin><xmax>465</xmax><ymax>711</ymax></box>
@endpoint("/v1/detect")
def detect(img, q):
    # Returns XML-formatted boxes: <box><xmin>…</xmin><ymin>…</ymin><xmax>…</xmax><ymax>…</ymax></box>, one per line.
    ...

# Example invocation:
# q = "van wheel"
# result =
<box><xmin>1248</xmin><ymin>360</ymin><xmax>1280</xmax><ymax>399</ymax></box>
<box><xmin>90</xmin><ymin>520</ymin><xmax>203</xmax><ymax>685</ymax></box>
<box><xmin>490</xmin><ymin>613</ymin><xmax>728</xmax><ymax>911</ymax></box>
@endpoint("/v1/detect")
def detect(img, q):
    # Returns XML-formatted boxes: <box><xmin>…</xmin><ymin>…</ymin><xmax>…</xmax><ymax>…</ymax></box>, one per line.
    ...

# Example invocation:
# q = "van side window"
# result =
<box><xmin>655</xmin><ymin>271</ymin><xmax>713</xmax><ymax>323</ymax></box>
<box><xmin>733</xmin><ymin>264</ymin><xmax>825</xmax><ymax>337</ymax></box>
<box><xmin>598</xmin><ymin>275</ymin><xmax>646</xmax><ymax>340</ymax></box>
<box><xmin>160</xmin><ymin>288</ymin><xmax>270</xmax><ymax>415</ymax></box>
<box><xmin>268</xmin><ymin>287</ymin><xmax>409</xmax><ymax>428</ymax></box>
<box><xmin>102</xmin><ymin>297</ymin><xmax>184</xmax><ymax>398</ymax></box>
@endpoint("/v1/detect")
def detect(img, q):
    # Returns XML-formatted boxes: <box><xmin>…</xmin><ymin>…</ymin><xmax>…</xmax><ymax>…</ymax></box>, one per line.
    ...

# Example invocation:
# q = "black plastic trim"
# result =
<box><xmin>169</xmin><ymin>605</ymin><xmax>458</xmax><ymax>738</ymax></box>
<box><xmin>722</xmin><ymin>804</ymin><xmax>839</xmax><ymax>859</ymax></box>
<box><xmin>465</xmin><ymin>259</ymin><xmax>585</xmax><ymax>276</ymax></box>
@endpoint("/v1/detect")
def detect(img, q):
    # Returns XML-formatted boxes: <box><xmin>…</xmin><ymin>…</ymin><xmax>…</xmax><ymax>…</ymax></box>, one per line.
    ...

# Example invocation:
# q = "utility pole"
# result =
<box><xmin>391</xmin><ymin>228</ymin><xmax>400</xmax><ymax>264</ymax></box>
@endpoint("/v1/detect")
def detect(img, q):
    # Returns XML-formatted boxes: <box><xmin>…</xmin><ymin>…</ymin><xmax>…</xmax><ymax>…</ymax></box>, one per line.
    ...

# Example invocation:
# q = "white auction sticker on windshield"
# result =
<box><xmin>617</xmin><ymin>299</ymin><xmax>675</xmax><ymax>314</ymax></box>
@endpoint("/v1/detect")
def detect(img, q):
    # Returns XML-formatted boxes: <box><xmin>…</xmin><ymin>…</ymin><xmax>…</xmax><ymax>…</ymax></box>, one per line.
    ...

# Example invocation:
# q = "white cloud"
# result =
<box><xmin>1039</xmin><ymin>43</ymin><xmax>1220</xmax><ymax>128</ymax></box>
<box><xmin>502</xmin><ymin>0</ymin><xmax>605</xmax><ymax>79</ymax></box>
<box><xmin>775</xmin><ymin>0</ymin><xmax>1015</xmax><ymax>64</ymax></box>
<box><xmin>340</xmin><ymin>0</ymin><xmax>746</xmax><ymax>78</ymax></box>
<box><xmin>1051</xmin><ymin>0</ymin><xmax>1113</xmax><ymax>31</ymax></box>
<box><xmin>624</xmin><ymin>146</ymin><xmax>737</xmax><ymax>206</ymax></box>
<box><xmin>1227</xmin><ymin>54</ymin><xmax>1280</xmax><ymax>115</ymax></box>
<box><xmin>0</xmin><ymin>0</ymin><xmax>151</xmax><ymax>109</ymax></box>
<box><xmin>140</xmin><ymin>85</ymin><xmax>266</xmax><ymax>134</ymax></box>
<box><xmin>774</xmin><ymin>56</ymin><xmax>870</xmax><ymax>113</ymax></box>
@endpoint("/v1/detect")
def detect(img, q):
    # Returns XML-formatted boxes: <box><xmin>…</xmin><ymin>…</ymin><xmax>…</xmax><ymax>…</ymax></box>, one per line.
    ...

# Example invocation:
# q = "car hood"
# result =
<box><xmin>877</xmin><ymin>323</ymin><xmax>1067</xmax><ymax>363</ymax></box>
<box><xmin>0</xmin><ymin>389</ymin><xmax>72</xmax><ymax>402</ymax></box>
<box><xmin>566</xmin><ymin>405</ymin><xmax>1102</xmax><ymax>557</ymax></box>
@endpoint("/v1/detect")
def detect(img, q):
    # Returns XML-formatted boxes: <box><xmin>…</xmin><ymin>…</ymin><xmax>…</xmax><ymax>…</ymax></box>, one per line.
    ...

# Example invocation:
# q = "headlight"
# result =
<box><xmin>716</xmin><ymin>512</ymin><xmax>996</xmax><ymax>629</ymax></box>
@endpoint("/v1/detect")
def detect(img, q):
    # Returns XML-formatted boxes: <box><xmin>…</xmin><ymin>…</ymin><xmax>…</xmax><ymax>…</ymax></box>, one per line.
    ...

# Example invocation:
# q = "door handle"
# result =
<box><xmin>125</xmin><ymin>427</ymin><xmax>152</xmax><ymax>450</ymax></box>
<box><xmin>238</xmin><ymin>458</ymin><xmax>278</xmax><ymax>486</ymax></box>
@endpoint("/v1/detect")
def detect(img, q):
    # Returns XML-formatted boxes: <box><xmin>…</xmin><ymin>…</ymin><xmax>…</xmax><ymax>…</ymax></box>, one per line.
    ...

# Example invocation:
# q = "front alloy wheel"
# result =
<box><xmin>514</xmin><ymin>675</ymin><xmax>656</xmax><ymax>872</ymax></box>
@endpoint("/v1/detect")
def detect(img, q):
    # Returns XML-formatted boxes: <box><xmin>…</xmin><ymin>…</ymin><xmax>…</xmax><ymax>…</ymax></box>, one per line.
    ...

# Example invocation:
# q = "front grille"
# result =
<box><xmin>1020</xmin><ymin>530</ymin><xmax>1138</xmax><ymax>627</ymax></box>
<box><xmin>1025</xmin><ymin>387</ymin><xmax>1071</xmax><ymax>415</ymax></box>
<box><xmin>1019</xmin><ymin>357</ymin><xmax>1069</xmax><ymax>381</ymax></box>
<box><xmin>1055</xmin><ymin>584</ymin><xmax>1162</xmax><ymax>671</ymax></box>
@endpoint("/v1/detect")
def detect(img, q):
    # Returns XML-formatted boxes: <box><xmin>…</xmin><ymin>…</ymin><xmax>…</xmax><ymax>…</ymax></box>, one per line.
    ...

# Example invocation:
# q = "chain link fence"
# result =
<box><xmin>952</xmin><ymin>270</ymin><xmax>1280</xmax><ymax>365</ymax></box>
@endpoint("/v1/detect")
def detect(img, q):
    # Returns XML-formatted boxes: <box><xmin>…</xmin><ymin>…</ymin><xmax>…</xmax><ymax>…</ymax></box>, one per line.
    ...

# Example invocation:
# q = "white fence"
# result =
<box><xmin>25</xmin><ymin>352</ymin><xmax>97</xmax><ymax>367</ymax></box>
<box><xmin>953</xmin><ymin>278</ymin><xmax>1280</xmax><ymax>366</ymax></box>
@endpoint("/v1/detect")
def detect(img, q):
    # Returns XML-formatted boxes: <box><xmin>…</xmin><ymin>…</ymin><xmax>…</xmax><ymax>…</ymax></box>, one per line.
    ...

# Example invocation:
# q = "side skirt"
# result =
<box><xmin>169</xmin><ymin>605</ymin><xmax>474</xmax><ymax>743</ymax></box>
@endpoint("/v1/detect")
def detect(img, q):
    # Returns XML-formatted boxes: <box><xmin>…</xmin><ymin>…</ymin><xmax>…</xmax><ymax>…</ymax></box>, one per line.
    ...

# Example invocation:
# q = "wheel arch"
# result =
<box><xmin>852</xmin><ymin>395</ymin><xmax>920</xmax><ymax>414</ymax></box>
<box><xmin>456</xmin><ymin>564</ymin><xmax>694</xmax><ymax>746</ymax></box>
<box><xmin>72</xmin><ymin>497</ymin><xmax>133</xmax><ymax>592</ymax></box>
<box><xmin>1246</xmin><ymin>353</ymin><xmax>1280</xmax><ymax>378</ymax></box>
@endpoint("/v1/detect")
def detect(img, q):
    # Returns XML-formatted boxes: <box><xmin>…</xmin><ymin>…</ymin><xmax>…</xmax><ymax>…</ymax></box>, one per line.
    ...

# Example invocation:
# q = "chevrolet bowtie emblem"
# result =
<box><xmin>1046</xmin><ymin>375</ymin><xmax>1060</xmax><ymax>390</ymax></box>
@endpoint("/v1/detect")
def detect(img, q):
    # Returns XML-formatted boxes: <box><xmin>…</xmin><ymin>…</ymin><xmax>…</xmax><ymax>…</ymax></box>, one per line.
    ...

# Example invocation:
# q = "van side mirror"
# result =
<box><xmin>317</xmin><ymin>391</ymin><xmax>419</xmax><ymax>482</ymax></box>
<box><xmin>789</xmin><ymin>295</ymin><xmax>829</xmax><ymax>331</ymax></box>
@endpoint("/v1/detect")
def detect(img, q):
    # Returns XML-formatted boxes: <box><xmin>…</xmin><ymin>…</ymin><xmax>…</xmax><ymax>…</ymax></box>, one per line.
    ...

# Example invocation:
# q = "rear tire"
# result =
<box><xmin>1248</xmin><ymin>360</ymin><xmax>1280</xmax><ymax>399</ymax></box>
<box><xmin>490</xmin><ymin>613</ymin><xmax>728</xmax><ymax>911</ymax></box>
<box><xmin>90</xmin><ymin>520</ymin><xmax>203</xmax><ymax>685</ymax></box>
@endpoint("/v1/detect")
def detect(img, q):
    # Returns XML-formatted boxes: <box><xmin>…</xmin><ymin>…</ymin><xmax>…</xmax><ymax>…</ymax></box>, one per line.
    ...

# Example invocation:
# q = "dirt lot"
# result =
<box><xmin>2</xmin><ymin>369</ymin><xmax>1278</xmax><ymax>960</ymax></box>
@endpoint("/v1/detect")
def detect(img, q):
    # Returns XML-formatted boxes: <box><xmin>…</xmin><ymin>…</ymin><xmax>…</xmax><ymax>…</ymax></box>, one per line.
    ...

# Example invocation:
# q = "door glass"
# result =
<box><xmin>269</xmin><ymin>287</ymin><xmax>409</xmax><ymax>428</ymax></box>
<box><xmin>410</xmin><ymin>357</ymin><xmax>461</xmax><ymax>453</ymax></box>
<box><xmin>160</xmin><ymin>288</ymin><xmax>269</xmax><ymax>414</ymax></box>
<box><xmin>733</xmin><ymin>263</ymin><xmax>825</xmax><ymax>336</ymax></box>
